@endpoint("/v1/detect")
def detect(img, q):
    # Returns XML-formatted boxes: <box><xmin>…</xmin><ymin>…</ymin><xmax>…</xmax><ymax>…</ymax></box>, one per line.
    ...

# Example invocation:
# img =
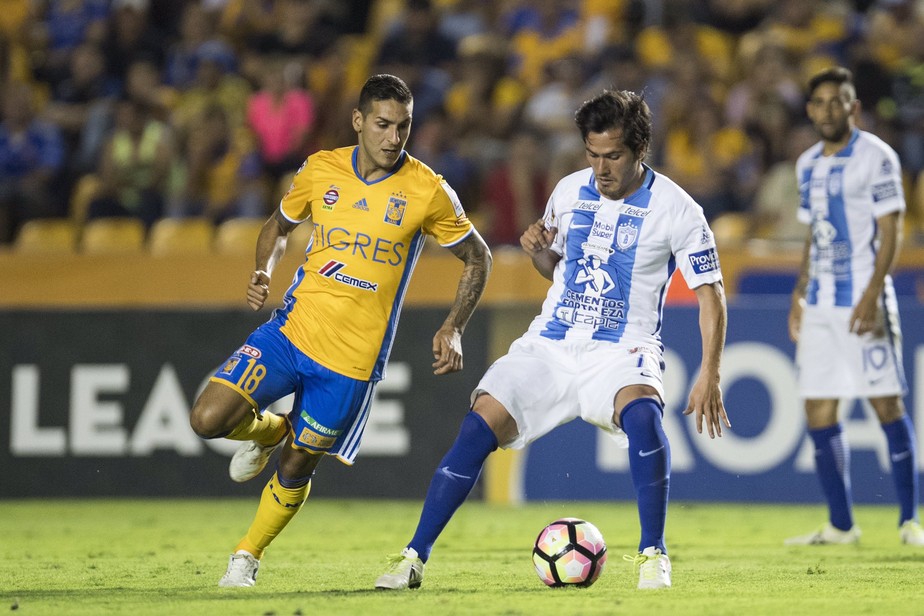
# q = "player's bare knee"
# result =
<box><xmin>277</xmin><ymin>445</ymin><xmax>321</xmax><ymax>482</ymax></box>
<box><xmin>472</xmin><ymin>394</ymin><xmax>517</xmax><ymax>446</ymax></box>
<box><xmin>189</xmin><ymin>400</ymin><xmax>225</xmax><ymax>439</ymax></box>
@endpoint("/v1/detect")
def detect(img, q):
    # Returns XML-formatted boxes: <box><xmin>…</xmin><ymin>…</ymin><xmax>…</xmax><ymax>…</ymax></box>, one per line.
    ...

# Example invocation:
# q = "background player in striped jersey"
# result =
<box><xmin>188</xmin><ymin>74</ymin><xmax>492</xmax><ymax>586</ymax></box>
<box><xmin>785</xmin><ymin>67</ymin><xmax>923</xmax><ymax>546</ymax></box>
<box><xmin>375</xmin><ymin>89</ymin><xmax>730</xmax><ymax>591</ymax></box>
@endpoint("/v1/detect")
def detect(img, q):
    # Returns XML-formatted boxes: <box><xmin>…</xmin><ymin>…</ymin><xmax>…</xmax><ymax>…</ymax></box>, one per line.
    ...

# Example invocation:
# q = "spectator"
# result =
<box><xmin>444</xmin><ymin>34</ymin><xmax>527</xmax><ymax>163</ymax></box>
<box><xmin>172</xmin><ymin>40</ymin><xmax>250</xmax><ymax>140</ymax></box>
<box><xmin>408</xmin><ymin>107</ymin><xmax>479</xmax><ymax>214</ymax></box>
<box><xmin>748</xmin><ymin>123</ymin><xmax>818</xmax><ymax>243</ymax></box>
<box><xmin>478</xmin><ymin>129</ymin><xmax>548</xmax><ymax>246</ymax></box>
<box><xmin>246</xmin><ymin>56</ymin><xmax>317</xmax><ymax>185</ymax></box>
<box><xmin>30</xmin><ymin>0</ymin><xmax>109</xmax><ymax>88</ymax></box>
<box><xmin>164</xmin><ymin>3</ymin><xmax>217</xmax><ymax>90</ymax></box>
<box><xmin>42</xmin><ymin>42</ymin><xmax>120</xmax><ymax>179</ymax></box>
<box><xmin>377</xmin><ymin>0</ymin><xmax>458</xmax><ymax>72</ymax></box>
<box><xmin>86</xmin><ymin>98</ymin><xmax>174</xmax><ymax>228</ymax></box>
<box><xmin>169</xmin><ymin>104</ymin><xmax>265</xmax><ymax>223</ymax></box>
<box><xmin>100</xmin><ymin>0</ymin><xmax>165</xmax><ymax>86</ymax></box>
<box><xmin>502</xmin><ymin>0</ymin><xmax>583</xmax><ymax>89</ymax></box>
<box><xmin>0</xmin><ymin>82</ymin><xmax>65</xmax><ymax>243</ymax></box>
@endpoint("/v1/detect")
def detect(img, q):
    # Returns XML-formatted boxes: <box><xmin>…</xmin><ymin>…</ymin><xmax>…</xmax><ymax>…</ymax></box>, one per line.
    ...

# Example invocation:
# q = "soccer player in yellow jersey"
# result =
<box><xmin>188</xmin><ymin>74</ymin><xmax>492</xmax><ymax>587</ymax></box>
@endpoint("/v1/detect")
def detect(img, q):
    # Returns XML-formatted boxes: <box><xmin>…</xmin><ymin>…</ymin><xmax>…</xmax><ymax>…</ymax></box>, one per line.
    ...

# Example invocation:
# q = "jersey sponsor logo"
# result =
<box><xmin>318</xmin><ymin>260</ymin><xmax>379</xmax><ymax>291</ymax></box>
<box><xmin>688</xmin><ymin>248</ymin><xmax>720</xmax><ymax>274</ymax></box>
<box><xmin>352</xmin><ymin>198</ymin><xmax>369</xmax><ymax>211</ymax></box>
<box><xmin>299</xmin><ymin>411</ymin><xmax>343</xmax><ymax>436</ymax></box>
<box><xmin>384</xmin><ymin>194</ymin><xmax>408</xmax><ymax>226</ymax></box>
<box><xmin>872</xmin><ymin>181</ymin><xmax>898</xmax><ymax>202</ymax></box>
<box><xmin>616</xmin><ymin>220</ymin><xmax>639</xmax><ymax>250</ymax></box>
<box><xmin>574</xmin><ymin>200</ymin><xmax>602</xmax><ymax>211</ymax></box>
<box><xmin>620</xmin><ymin>205</ymin><xmax>650</xmax><ymax>218</ymax></box>
<box><xmin>237</xmin><ymin>345</ymin><xmax>262</xmax><ymax>359</ymax></box>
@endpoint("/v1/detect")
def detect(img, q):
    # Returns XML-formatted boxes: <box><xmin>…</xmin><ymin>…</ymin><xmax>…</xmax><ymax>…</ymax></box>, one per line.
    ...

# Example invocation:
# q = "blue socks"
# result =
<box><xmin>810</xmin><ymin>424</ymin><xmax>854</xmax><ymax>531</ymax></box>
<box><xmin>882</xmin><ymin>415</ymin><xmax>919</xmax><ymax>526</ymax></box>
<box><xmin>408</xmin><ymin>411</ymin><xmax>498</xmax><ymax>562</ymax></box>
<box><xmin>619</xmin><ymin>398</ymin><xmax>670</xmax><ymax>554</ymax></box>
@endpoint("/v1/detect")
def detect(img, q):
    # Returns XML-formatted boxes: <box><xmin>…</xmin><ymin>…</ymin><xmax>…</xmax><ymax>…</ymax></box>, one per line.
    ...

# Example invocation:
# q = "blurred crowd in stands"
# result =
<box><xmin>2</xmin><ymin>0</ymin><xmax>924</xmax><ymax>252</ymax></box>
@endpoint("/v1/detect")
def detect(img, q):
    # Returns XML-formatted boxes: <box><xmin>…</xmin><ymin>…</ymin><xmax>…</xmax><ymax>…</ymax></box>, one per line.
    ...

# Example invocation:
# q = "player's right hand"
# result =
<box><xmin>520</xmin><ymin>218</ymin><xmax>557</xmax><ymax>257</ymax></box>
<box><xmin>247</xmin><ymin>270</ymin><xmax>270</xmax><ymax>311</ymax></box>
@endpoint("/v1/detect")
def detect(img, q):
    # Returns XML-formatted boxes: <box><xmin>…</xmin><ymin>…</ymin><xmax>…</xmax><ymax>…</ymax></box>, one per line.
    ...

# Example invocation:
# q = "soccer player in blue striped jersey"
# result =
<box><xmin>785</xmin><ymin>67</ymin><xmax>923</xmax><ymax>547</ymax></box>
<box><xmin>375</xmin><ymin>89</ymin><xmax>731</xmax><ymax>591</ymax></box>
<box><xmin>188</xmin><ymin>74</ymin><xmax>492</xmax><ymax>587</ymax></box>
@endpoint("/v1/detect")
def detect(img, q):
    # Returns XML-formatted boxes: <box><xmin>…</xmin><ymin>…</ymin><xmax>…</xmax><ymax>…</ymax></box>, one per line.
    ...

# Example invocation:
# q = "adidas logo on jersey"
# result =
<box><xmin>353</xmin><ymin>198</ymin><xmax>369</xmax><ymax>211</ymax></box>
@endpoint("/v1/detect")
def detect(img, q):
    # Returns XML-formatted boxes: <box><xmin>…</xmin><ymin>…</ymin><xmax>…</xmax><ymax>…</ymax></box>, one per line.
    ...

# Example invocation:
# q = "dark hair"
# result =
<box><xmin>807</xmin><ymin>66</ymin><xmax>855</xmax><ymax>99</ymax></box>
<box><xmin>574</xmin><ymin>89</ymin><xmax>652</xmax><ymax>160</ymax></box>
<box><xmin>357</xmin><ymin>74</ymin><xmax>413</xmax><ymax>115</ymax></box>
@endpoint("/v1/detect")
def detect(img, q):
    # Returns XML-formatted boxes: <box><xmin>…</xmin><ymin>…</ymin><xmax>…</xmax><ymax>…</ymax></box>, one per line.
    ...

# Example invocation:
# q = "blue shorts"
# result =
<box><xmin>211</xmin><ymin>320</ymin><xmax>376</xmax><ymax>464</ymax></box>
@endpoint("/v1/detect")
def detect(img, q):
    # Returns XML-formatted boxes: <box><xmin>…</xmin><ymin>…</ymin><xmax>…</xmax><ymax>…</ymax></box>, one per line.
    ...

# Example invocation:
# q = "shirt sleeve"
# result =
<box><xmin>422</xmin><ymin>178</ymin><xmax>473</xmax><ymax>247</ymax></box>
<box><xmin>279</xmin><ymin>157</ymin><xmax>312</xmax><ymax>222</ymax></box>
<box><xmin>672</xmin><ymin>198</ymin><xmax>723</xmax><ymax>289</ymax></box>
<box><xmin>867</xmin><ymin>145</ymin><xmax>905</xmax><ymax>219</ymax></box>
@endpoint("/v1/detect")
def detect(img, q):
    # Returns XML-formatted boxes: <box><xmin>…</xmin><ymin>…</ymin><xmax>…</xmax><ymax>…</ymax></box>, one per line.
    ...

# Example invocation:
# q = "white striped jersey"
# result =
<box><xmin>796</xmin><ymin>128</ymin><xmax>905</xmax><ymax>308</ymax></box>
<box><xmin>524</xmin><ymin>165</ymin><xmax>722</xmax><ymax>347</ymax></box>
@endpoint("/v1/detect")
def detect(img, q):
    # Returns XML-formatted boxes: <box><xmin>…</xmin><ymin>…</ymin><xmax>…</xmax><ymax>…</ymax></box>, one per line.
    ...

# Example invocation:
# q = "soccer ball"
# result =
<box><xmin>532</xmin><ymin>517</ymin><xmax>607</xmax><ymax>587</ymax></box>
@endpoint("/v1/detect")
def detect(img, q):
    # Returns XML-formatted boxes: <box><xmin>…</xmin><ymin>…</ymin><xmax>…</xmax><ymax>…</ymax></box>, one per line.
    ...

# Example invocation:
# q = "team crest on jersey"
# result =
<box><xmin>323</xmin><ymin>186</ymin><xmax>340</xmax><ymax>210</ymax></box>
<box><xmin>219</xmin><ymin>357</ymin><xmax>240</xmax><ymax>374</ymax></box>
<box><xmin>384</xmin><ymin>194</ymin><xmax>407</xmax><ymax>226</ymax></box>
<box><xmin>881</xmin><ymin>158</ymin><xmax>893</xmax><ymax>175</ymax></box>
<box><xmin>616</xmin><ymin>221</ymin><xmax>639</xmax><ymax>251</ymax></box>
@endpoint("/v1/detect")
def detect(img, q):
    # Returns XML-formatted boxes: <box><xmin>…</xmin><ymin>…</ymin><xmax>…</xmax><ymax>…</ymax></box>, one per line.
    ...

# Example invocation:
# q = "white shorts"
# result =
<box><xmin>796</xmin><ymin>304</ymin><xmax>906</xmax><ymax>399</ymax></box>
<box><xmin>471</xmin><ymin>335</ymin><xmax>665</xmax><ymax>450</ymax></box>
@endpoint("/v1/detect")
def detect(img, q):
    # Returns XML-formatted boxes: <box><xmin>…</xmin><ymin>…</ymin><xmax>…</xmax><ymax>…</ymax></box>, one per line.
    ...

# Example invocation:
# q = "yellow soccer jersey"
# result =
<box><xmin>276</xmin><ymin>146</ymin><xmax>473</xmax><ymax>381</ymax></box>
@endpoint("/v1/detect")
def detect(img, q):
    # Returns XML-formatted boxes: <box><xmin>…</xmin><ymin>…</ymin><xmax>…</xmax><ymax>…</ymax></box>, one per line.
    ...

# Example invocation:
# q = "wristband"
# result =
<box><xmin>254</xmin><ymin>269</ymin><xmax>271</xmax><ymax>280</ymax></box>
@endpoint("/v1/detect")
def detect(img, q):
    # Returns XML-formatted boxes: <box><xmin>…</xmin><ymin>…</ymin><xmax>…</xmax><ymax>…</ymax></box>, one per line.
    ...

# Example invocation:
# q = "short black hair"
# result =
<box><xmin>357</xmin><ymin>74</ymin><xmax>413</xmax><ymax>115</ymax></box>
<box><xmin>807</xmin><ymin>66</ymin><xmax>855</xmax><ymax>100</ymax></box>
<box><xmin>574</xmin><ymin>89</ymin><xmax>652</xmax><ymax>160</ymax></box>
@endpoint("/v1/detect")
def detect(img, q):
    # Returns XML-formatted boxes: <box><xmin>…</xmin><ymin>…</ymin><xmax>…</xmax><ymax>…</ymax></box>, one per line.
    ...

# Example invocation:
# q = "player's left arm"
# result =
<box><xmin>850</xmin><ymin>210</ymin><xmax>903</xmax><ymax>335</ymax></box>
<box><xmin>432</xmin><ymin>230</ymin><xmax>493</xmax><ymax>375</ymax></box>
<box><xmin>683</xmin><ymin>281</ymin><xmax>731</xmax><ymax>439</ymax></box>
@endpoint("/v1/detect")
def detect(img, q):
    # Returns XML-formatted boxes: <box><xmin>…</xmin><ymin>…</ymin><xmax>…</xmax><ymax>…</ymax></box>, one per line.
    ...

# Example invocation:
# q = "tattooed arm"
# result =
<box><xmin>432</xmin><ymin>230</ymin><xmax>493</xmax><ymax>375</ymax></box>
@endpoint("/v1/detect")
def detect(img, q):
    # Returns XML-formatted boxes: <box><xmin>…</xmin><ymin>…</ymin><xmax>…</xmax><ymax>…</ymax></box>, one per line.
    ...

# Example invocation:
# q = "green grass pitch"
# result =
<box><xmin>1</xmin><ymin>499</ymin><xmax>922</xmax><ymax>615</ymax></box>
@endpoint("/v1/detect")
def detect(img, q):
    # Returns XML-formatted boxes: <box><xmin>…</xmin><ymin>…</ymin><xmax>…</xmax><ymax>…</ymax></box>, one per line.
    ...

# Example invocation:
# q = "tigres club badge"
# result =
<box><xmin>616</xmin><ymin>221</ymin><xmax>638</xmax><ymax>251</ymax></box>
<box><xmin>384</xmin><ymin>195</ymin><xmax>407</xmax><ymax>226</ymax></box>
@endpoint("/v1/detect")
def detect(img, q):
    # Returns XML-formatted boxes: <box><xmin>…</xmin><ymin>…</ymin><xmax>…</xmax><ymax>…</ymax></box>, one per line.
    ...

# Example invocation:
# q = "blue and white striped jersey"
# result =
<box><xmin>796</xmin><ymin>128</ymin><xmax>905</xmax><ymax>308</ymax></box>
<box><xmin>525</xmin><ymin>165</ymin><xmax>722</xmax><ymax>347</ymax></box>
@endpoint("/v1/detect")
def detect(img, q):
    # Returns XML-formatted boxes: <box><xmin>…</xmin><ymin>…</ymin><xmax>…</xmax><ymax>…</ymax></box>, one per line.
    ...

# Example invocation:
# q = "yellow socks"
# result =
<box><xmin>226</xmin><ymin>410</ymin><xmax>288</xmax><ymax>446</ymax></box>
<box><xmin>236</xmin><ymin>472</ymin><xmax>310</xmax><ymax>559</ymax></box>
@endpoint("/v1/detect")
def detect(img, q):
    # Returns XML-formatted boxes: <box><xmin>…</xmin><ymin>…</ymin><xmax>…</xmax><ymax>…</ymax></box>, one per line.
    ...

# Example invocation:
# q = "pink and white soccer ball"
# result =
<box><xmin>532</xmin><ymin>517</ymin><xmax>607</xmax><ymax>587</ymax></box>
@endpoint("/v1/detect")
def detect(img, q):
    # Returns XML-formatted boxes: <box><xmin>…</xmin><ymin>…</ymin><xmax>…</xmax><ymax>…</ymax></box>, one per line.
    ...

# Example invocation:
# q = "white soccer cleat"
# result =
<box><xmin>625</xmin><ymin>546</ymin><xmax>671</xmax><ymax>590</ymax></box>
<box><xmin>899</xmin><ymin>520</ymin><xmax>924</xmax><ymax>546</ymax></box>
<box><xmin>784</xmin><ymin>523</ymin><xmax>861</xmax><ymax>545</ymax></box>
<box><xmin>218</xmin><ymin>551</ymin><xmax>260</xmax><ymax>587</ymax></box>
<box><xmin>229</xmin><ymin>438</ymin><xmax>286</xmax><ymax>483</ymax></box>
<box><xmin>374</xmin><ymin>547</ymin><xmax>425</xmax><ymax>590</ymax></box>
